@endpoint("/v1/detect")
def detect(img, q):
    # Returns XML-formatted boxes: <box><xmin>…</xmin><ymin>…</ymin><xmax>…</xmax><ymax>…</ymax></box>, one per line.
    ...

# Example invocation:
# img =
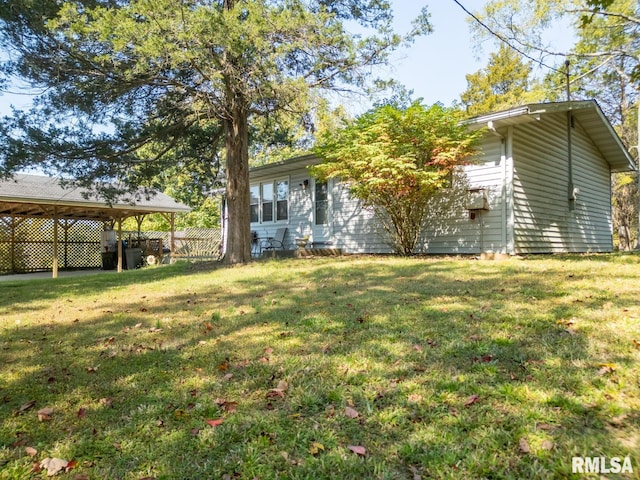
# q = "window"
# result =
<box><xmin>251</xmin><ymin>178</ymin><xmax>289</xmax><ymax>224</ymax></box>
<box><xmin>276</xmin><ymin>180</ymin><xmax>289</xmax><ymax>221</ymax></box>
<box><xmin>261</xmin><ymin>182</ymin><xmax>274</xmax><ymax>222</ymax></box>
<box><xmin>315</xmin><ymin>181</ymin><xmax>328</xmax><ymax>225</ymax></box>
<box><xmin>250</xmin><ymin>185</ymin><xmax>260</xmax><ymax>223</ymax></box>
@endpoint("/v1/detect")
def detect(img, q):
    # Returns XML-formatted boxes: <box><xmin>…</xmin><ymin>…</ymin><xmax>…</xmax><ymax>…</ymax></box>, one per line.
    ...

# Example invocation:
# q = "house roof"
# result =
<box><xmin>249</xmin><ymin>154</ymin><xmax>321</xmax><ymax>179</ymax></box>
<box><xmin>249</xmin><ymin>101</ymin><xmax>634</xmax><ymax>176</ymax></box>
<box><xmin>465</xmin><ymin>100</ymin><xmax>635</xmax><ymax>173</ymax></box>
<box><xmin>0</xmin><ymin>174</ymin><xmax>190</xmax><ymax>221</ymax></box>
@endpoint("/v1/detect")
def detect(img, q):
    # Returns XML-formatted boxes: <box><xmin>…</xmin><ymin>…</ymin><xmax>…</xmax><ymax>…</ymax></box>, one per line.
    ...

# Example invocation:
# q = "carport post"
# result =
<box><xmin>52</xmin><ymin>208</ymin><xmax>59</xmax><ymax>279</ymax></box>
<box><xmin>117</xmin><ymin>217</ymin><xmax>123</xmax><ymax>272</ymax></box>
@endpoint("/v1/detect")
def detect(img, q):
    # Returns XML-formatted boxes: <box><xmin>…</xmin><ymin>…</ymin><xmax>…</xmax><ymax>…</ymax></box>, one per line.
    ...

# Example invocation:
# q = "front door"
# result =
<box><xmin>311</xmin><ymin>180</ymin><xmax>331</xmax><ymax>246</ymax></box>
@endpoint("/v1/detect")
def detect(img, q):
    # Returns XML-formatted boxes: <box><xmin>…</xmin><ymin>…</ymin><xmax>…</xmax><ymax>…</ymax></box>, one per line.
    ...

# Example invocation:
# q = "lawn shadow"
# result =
<box><xmin>1</xmin><ymin>255</ymin><xmax>638</xmax><ymax>479</ymax></box>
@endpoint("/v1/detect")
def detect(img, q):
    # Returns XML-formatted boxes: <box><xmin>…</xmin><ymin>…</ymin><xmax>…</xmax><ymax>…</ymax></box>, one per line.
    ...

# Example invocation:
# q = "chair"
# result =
<box><xmin>260</xmin><ymin>227</ymin><xmax>288</xmax><ymax>254</ymax></box>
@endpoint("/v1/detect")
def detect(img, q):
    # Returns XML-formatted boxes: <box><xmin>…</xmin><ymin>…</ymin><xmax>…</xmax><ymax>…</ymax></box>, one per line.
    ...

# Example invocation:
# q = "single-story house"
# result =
<box><xmin>248</xmin><ymin>100</ymin><xmax>635</xmax><ymax>256</ymax></box>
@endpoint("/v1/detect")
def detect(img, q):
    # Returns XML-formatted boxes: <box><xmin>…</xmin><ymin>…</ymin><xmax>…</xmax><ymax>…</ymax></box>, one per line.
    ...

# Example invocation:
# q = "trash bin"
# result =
<box><xmin>124</xmin><ymin>248</ymin><xmax>142</xmax><ymax>270</ymax></box>
<box><xmin>101</xmin><ymin>252</ymin><xmax>117</xmax><ymax>270</ymax></box>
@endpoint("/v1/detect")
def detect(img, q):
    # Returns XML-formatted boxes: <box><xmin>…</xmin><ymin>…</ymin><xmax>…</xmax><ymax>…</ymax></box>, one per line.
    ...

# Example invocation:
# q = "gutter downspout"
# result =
<box><xmin>566</xmin><ymin>61</ymin><xmax>576</xmax><ymax>211</ymax></box>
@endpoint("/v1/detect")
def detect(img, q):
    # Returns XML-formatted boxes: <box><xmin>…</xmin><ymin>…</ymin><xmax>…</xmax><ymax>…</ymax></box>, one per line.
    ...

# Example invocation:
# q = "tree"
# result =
<box><xmin>0</xmin><ymin>1</ymin><xmax>432</xmax><ymax>264</ymax></box>
<box><xmin>460</xmin><ymin>45</ymin><xmax>546</xmax><ymax>116</ymax></box>
<box><xmin>312</xmin><ymin>102</ymin><xmax>481</xmax><ymax>255</ymax></box>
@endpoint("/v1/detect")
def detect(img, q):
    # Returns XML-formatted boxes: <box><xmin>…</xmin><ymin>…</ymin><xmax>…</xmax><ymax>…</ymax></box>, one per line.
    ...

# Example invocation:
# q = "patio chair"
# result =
<box><xmin>260</xmin><ymin>227</ymin><xmax>288</xmax><ymax>254</ymax></box>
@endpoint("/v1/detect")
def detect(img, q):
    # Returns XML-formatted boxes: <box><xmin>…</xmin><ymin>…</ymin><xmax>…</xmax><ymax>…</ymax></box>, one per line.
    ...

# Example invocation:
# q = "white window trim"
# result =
<box><xmin>249</xmin><ymin>177</ymin><xmax>290</xmax><ymax>225</ymax></box>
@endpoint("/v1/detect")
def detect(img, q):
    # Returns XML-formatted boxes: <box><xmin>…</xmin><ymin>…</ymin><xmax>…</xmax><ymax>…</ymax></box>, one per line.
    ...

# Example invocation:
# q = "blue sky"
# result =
<box><xmin>0</xmin><ymin>0</ymin><xmax>491</xmax><ymax>116</ymax></box>
<box><xmin>386</xmin><ymin>0</ymin><xmax>489</xmax><ymax>106</ymax></box>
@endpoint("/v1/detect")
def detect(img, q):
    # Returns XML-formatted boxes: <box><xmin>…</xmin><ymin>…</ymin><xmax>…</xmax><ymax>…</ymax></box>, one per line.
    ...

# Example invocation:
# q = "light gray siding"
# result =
<box><xmin>512</xmin><ymin>113</ymin><xmax>613</xmax><ymax>253</ymax></box>
<box><xmin>247</xmin><ymin>103</ymin><xmax>623</xmax><ymax>256</ymax></box>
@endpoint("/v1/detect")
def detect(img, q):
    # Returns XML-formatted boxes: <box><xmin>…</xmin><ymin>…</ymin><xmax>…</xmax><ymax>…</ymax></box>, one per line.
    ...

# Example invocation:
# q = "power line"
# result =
<box><xmin>451</xmin><ymin>0</ymin><xmax>565</xmax><ymax>75</ymax></box>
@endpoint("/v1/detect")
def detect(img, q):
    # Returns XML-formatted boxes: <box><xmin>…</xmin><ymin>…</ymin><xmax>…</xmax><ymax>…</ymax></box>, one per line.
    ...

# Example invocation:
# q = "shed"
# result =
<box><xmin>247</xmin><ymin>100</ymin><xmax>634</xmax><ymax>255</ymax></box>
<box><xmin>0</xmin><ymin>174</ymin><xmax>190</xmax><ymax>277</ymax></box>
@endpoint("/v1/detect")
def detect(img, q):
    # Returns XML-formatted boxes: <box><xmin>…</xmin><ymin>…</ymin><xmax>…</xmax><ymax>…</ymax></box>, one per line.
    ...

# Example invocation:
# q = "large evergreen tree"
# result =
<box><xmin>0</xmin><ymin>0</ymin><xmax>431</xmax><ymax>264</ymax></box>
<box><xmin>460</xmin><ymin>45</ymin><xmax>545</xmax><ymax>116</ymax></box>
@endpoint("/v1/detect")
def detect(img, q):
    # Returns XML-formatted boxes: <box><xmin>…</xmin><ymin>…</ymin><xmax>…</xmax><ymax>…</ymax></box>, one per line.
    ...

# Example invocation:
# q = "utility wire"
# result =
<box><xmin>452</xmin><ymin>0</ymin><xmax>565</xmax><ymax>74</ymax></box>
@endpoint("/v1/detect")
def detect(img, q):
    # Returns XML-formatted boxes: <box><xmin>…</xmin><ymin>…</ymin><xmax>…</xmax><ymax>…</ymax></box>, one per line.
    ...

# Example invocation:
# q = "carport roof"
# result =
<box><xmin>0</xmin><ymin>174</ymin><xmax>190</xmax><ymax>221</ymax></box>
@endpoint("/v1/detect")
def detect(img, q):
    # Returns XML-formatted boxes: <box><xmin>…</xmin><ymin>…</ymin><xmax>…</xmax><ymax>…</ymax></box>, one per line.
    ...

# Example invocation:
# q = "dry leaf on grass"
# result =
<box><xmin>39</xmin><ymin>457</ymin><xmax>68</xmax><ymax>476</ymax></box>
<box><xmin>17</xmin><ymin>400</ymin><xmax>36</xmax><ymax>415</ymax></box>
<box><xmin>344</xmin><ymin>406</ymin><xmax>359</xmax><ymax>418</ymax></box>
<box><xmin>309</xmin><ymin>442</ymin><xmax>325</xmax><ymax>455</ymax></box>
<box><xmin>205</xmin><ymin>418</ymin><xmax>223</xmax><ymax>427</ymax></box>
<box><xmin>37</xmin><ymin>407</ymin><xmax>54</xmax><ymax>421</ymax></box>
<box><xmin>518</xmin><ymin>438</ymin><xmax>530</xmax><ymax>454</ymax></box>
<box><xmin>25</xmin><ymin>446</ymin><xmax>38</xmax><ymax>457</ymax></box>
<box><xmin>347</xmin><ymin>445</ymin><xmax>366</xmax><ymax>456</ymax></box>
<box><xmin>463</xmin><ymin>395</ymin><xmax>480</xmax><ymax>407</ymax></box>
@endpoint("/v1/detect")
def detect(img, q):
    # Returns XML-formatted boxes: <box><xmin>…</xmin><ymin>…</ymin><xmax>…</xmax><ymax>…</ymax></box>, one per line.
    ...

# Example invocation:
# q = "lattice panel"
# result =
<box><xmin>0</xmin><ymin>216</ymin><xmax>102</xmax><ymax>274</ymax></box>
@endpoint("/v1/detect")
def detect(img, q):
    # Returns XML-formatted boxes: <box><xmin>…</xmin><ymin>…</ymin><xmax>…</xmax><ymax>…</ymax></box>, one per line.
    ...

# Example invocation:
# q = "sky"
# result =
<box><xmin>0</xmin><ymin>0</ymin><xmax>493</xmax><ymax>117</ymax></box>
<box><xmin>384</xmin><ymin>0</ymin><xmax>490</xmax><ymax>106</ymax></box>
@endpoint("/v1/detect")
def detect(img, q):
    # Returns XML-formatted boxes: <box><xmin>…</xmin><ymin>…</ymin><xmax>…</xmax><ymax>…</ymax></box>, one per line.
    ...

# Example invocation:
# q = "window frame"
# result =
<box><xmin>249</xmin><ymin>176</ymin><xmax>290</xmax><ymax>225</ymax></box>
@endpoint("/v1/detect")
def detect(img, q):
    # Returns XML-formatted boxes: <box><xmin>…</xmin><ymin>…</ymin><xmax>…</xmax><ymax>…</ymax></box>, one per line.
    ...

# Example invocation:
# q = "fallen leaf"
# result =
<box><xmin>16</xmin><ymin>400</ymin><xmax>36</xmax><ymax>415</ymax></box>
<box><xmin>264</xmin><ymin>347</ymin><xmax>274</xmax><ymax>355</ymax></box>
<box><xmin>463</xmin><ymin>395</ymin><xmax>480</xmax><ymax>407</ymax></box>
<box><xmin>309</xmin><ymin>442</ymin><xmax>325</xmax><ymax>455</ymax></box>
<box><xmin>65</xmin><ymin>460</ymin><xmax>78</xmax><ymax>472</ymax></box>
<box><xmin>85</xmin><ymin>366</ymin><xmax>98</xmax><ymax>373</ymax></box>
<box><xmin>266</xmin><ymin>388</ymin><xmax>286</xmax><ymax>399</ymax></box>
<box><xmin>597</xmin><ymin>364</ymin><xmax>616</xmax><ymax>376</ymax></box>
<box><xmin>540</xmin><ymin>440</ymin><xmax>554</xmax><ymax>450</ymax></box>
<box><xmin>518</xmin><ymin>438</ymin><xmax>530</xmax><ymax>454</ymax></box>
<box><xmin>633</xmin><ymin>339</ymin><xmax>640</xmax><ymax>348</ymax></box>
<box><xmin>74</xmin><ymin>474</ymin><xmax>90</xmax><ymax>480</ymax></box>
<box><xmin>190</xmin><ymin>428</ymin><xmax>200</xmax><ymax>436</ymax></box>
<box><xmin>609</xmin><ymin>414</ymin><xmax>628</xmax><ymax>426</ymax></box>
<box><xmin>223</xmin><ymin>373</ymin><xmax>234</xmax><ymax>381</ymax></box>
<box><xmin>206</xmin><ymin>418</ymin><xmax>223</xmax><ymax>427</ymax></box>
<box><xmin>222</xmin><ymin>401</ymin><xmax>238</xmax><ymax>413</ymax></box>
<box><xmin>536</xmin><ymin>423</ymin><xmax>556</xmax><ymax>431</ymax></box>
<box><xmin>407</xmin><ymin>394</ymin><xmax>422</xmax><ymax>403</ymax></box>
<box><xmin>37</xmin><ymin>407</ymin><xmax>54</xmax><ymax>421</ymax></box>
<box><xmin>99</xmin><ymin>397</ymin><xmax>113</xmax><ymax>408</ymax></box>
<box><xmin>347</xmin><ymin>445</ymin><xmax>366</xmax><ymax>456</ymax></box>
<box><xmin>173</xmin><ymin>409</ymin><xmax>188</xmax><ymax>419</ymax></box>
<box><xmin>217</xmin><ymin>360</ymin><xmax>229</xmax><ymax>372</ymax></box>
<box><xmin>412</xmin><ymin>344</ymin><xmax>422</xmax><ymax>352</ymax></box>
<box><xmin>39</xmin><ymin>457</ymin><xmax>68</xmax><ymax>476</ymax></box>
<box><xmin>77</xmin><ymin>407</ymin><xmax>87</xmax><ymax>418</ymax></box>
<box><xmin>409</xmin><ymin>465</ymin><xmax>422</xmax><ymax>480</ymax></box>
<box><xmin>344</xmin><ymin>406</ymin><xmax>359</xmax><ymax>419</ymax></box>
<box><xmin>25</xmin><ymin>446</ymin><xmax>38</xmax><ymax>457</ymax></box>
<box><xmin>276</xmin><ymin>380</ymin><xmax>288</xmax><ymax>391</ymax></box>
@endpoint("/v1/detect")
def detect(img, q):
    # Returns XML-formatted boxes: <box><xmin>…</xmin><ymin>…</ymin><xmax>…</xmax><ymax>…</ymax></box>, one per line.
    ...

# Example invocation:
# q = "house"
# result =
<box><xmin>248</xmin><ymin>100</ymin><xmax>635</xmax><ymax>256</ymax></box>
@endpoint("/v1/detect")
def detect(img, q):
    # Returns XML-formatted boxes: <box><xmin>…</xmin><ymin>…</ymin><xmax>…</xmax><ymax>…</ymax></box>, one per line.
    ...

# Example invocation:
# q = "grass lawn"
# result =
<box><xmin>1</xmin><ymin>255</ymin><xmax>639</xmax><ymax>479</ymax></box>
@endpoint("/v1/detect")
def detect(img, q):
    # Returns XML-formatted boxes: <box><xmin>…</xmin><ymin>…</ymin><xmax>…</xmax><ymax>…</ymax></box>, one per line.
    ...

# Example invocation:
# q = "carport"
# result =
<box><xmin>0</xmin><ymin>174</ymin><xmax>190</xmax><ymax>278</ymax></box>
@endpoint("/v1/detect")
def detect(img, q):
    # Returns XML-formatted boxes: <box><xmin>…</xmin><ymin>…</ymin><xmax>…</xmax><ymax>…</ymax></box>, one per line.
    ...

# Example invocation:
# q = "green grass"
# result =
<box><xmin>1</xmin><ymin>255</ymin><xmax>639</xmax><ymax>479</ymax></box>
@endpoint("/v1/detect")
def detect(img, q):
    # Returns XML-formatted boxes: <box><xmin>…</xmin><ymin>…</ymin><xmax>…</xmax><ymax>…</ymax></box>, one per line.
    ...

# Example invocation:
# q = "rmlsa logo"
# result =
<box><xmin>572</xmin><ymin>456</ymin><xmax>633</xmax><ymax>474</ymax></box>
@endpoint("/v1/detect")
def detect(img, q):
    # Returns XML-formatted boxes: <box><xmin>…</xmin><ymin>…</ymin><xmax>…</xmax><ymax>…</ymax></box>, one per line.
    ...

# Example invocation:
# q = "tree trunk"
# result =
<box><xmin>223</xmin><ymin>107</ymin><xmax>251</xmax><ymax>264</ymax></box>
